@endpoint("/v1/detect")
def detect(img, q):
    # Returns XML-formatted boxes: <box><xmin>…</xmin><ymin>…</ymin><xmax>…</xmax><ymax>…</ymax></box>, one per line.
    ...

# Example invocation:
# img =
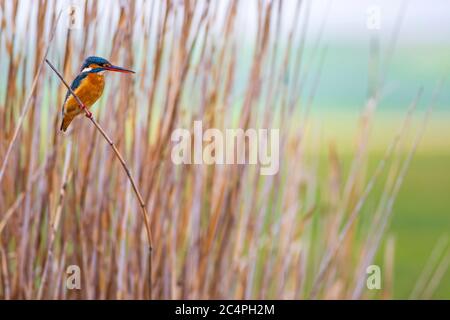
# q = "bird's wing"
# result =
<box><xmin>62</xmin><ymin>73</ymin><xmax>88</xmax><ymax>116</ymax></box>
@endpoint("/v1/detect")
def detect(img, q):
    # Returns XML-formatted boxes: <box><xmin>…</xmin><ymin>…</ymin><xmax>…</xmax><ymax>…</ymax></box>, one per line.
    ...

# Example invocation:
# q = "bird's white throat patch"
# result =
<box><xmin>82</xmin><ymin>67</ymin><xmax>106</xmax><ymax>75</ymax></box>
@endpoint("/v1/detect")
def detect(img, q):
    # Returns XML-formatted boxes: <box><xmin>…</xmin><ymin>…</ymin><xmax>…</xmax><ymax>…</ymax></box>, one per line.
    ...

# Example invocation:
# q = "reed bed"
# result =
<box><xmin>0</xmin><ymin>0</ymin><xmax>446</xmax><ymax>299</ymax></box>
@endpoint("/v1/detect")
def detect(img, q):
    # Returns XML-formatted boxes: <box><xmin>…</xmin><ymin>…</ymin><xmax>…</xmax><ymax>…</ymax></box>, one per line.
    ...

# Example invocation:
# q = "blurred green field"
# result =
<box><xmin>316</xmin><ymin>111</ymin><xmax>450</xmax><ymax>299</ymax></box>
<box><xmin>389</xmin><ymin>151</ymin><xmax>450</xmax><ymax>299</ymax></box>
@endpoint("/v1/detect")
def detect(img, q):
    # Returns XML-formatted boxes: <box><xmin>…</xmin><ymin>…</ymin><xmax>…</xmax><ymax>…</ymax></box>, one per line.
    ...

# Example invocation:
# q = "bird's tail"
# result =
<box><xmin>60</xmin><ymin>115</ymin><xmax>74</xmax><ymax>132</ymax></box>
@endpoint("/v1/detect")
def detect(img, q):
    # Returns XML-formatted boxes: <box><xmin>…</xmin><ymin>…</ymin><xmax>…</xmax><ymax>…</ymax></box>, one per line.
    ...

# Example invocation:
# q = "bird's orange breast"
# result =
<box><xmin>64</xmin><ymin>73</ymin><xmax>105</xmax><ymax>116</ymax></box>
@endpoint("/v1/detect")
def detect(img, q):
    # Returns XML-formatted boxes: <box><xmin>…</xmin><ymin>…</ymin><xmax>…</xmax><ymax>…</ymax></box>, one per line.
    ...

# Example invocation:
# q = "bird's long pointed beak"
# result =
<box><xmin>104</xmin><ymin>65</ymin><xmax>135</xmax><ymax>74</ymax></box>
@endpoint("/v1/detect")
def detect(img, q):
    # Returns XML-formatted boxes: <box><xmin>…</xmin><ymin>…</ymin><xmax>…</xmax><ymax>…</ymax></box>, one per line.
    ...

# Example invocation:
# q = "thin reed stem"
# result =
<box><xmin>0</xmin><ymin>11</ymin><xmax>62</xmax><ymax>186</ymax></box>
<box><xmin>37</xmin><ymin>141</ymin><xmax>72</xmax><ymax>299</ymax></box>
<box><xmin>45</xmin><ymin>59</ymin><xmax>154</xmax><ymax>299</ymax></box>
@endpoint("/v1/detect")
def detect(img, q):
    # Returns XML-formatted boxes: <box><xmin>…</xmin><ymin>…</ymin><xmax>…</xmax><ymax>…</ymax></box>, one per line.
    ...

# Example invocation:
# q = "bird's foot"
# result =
<box><xmin>81</xmin><ymin>104</ymin><xmax>93</xmax><ymax>119</ymax></box>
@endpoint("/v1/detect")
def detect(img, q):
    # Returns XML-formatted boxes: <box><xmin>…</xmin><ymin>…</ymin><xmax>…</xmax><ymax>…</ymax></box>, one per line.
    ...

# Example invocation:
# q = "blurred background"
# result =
<box><xmin>0</xmin><ymin>0</ymin><xmax>449</xmax><ymax>299</ymax></box>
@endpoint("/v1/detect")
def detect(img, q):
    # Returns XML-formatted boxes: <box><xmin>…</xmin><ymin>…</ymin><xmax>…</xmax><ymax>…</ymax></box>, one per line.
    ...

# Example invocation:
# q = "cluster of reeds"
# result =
<box><xmin>0</xmin><ymin>0</ymin><xmax>446</xmax><ymax>299</ymax></box>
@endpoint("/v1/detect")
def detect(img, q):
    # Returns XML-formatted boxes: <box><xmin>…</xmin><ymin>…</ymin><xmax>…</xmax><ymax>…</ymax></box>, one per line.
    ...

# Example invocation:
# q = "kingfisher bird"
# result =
<box><xmin>60</xmin><ymin>56</ymin><xmax>134</xmax><ymax>132</ymax></box>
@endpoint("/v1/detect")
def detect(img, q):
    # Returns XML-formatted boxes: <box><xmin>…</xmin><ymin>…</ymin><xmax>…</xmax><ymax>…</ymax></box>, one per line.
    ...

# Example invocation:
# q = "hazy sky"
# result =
<box><xmin>6</xmin><ymin>0</ymin><xmax>450</xmax><ymax>47</ymax></box>
<box><xmin>240</xmin><ymin>0</ymin><xmax>450</xmax><ymax>45</ymax></box>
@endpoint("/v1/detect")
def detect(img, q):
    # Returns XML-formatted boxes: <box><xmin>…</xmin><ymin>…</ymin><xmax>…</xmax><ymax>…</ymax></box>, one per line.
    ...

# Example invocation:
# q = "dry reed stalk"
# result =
<box><xmin>352</xmin><ymin>79</ymin><xmax>445</xmax><ymax>298</ymax></box>
<box><xmin>422</xmin><ymin>250</ymin><xmax>450</xmax><ymax>299</ymax></box>
<box><xmin>351</xmin><ymin>105</ymin><xmax>417</xmax><ymax>297</ymax></box>
<box><xmin>37</xmin><ymin>141</ymin><xmax>72</xmax><ymax>299</ymax></box>
<box><xmin>410</xmin><ymin>236</ymin><xmax>449</xmax><ymax>299</ymax></box>
<box><xmin>0</xmin><ymin>243</ymin><xmax>11</xmax><ymax>299</ymax></box>
<box><xmin>0</xmin><ymin>11</ymin><xmax>61</xmax><ymax>186</ymax></box>
<box><xmin>44</xmin><ymin>59</ymin><xmax>154</xmax><ymax>299</ymax></box>
<box><xmin>310</xmin><ymin>88</ymin><xmax>424</xmax><ymax>298</ymax></box>
<box><xmin>0</xmin><ymin>161</ymin><xmax>47</xmax><ymax>236</ymax></box>
<box><xmin>52</xmin><ymin>243</ymin><xmax>67</xmax><ymax>299</ymax></box>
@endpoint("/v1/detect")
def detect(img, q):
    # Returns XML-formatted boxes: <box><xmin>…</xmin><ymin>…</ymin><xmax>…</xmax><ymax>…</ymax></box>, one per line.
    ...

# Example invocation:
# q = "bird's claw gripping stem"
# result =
<box><xmin>80</xmin><ymin>104</ymin><xmax>93</xmax><ymax>118</ymax></box>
